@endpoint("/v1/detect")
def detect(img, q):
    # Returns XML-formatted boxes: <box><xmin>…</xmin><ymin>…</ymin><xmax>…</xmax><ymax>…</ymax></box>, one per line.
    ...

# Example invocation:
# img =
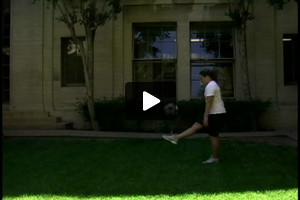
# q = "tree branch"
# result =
<box><xmin>56</xmin><ymin>0</ymin><xmax>86</xmax><ymax>66</ymax></box>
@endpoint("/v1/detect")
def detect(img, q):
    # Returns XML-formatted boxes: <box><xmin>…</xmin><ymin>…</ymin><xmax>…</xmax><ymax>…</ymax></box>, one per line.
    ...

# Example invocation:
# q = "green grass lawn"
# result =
<box><xmin>3</xmin><ymin>136</ymin><xmax>298</xmax><ymax>200</ymax></box>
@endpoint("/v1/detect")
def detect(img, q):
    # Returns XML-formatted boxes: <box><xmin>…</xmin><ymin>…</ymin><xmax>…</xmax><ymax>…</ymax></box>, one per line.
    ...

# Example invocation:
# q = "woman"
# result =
<box><xmin>162</xmin><ymin>69</ymin><xmax>226</xmax><ymax>164</ymax></box>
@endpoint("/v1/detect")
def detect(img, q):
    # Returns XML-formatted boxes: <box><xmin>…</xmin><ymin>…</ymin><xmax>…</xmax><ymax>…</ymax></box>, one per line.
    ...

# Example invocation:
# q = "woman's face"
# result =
<box><xmin>200</xmin><ymin>75</ymin><xmax>211</xmax><ymax>85</ymax></box>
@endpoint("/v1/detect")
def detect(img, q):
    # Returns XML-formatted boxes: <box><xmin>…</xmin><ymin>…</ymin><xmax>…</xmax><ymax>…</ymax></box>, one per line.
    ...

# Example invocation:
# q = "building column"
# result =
<box><xmin>42</xmin><ymin>2</ymin><xmax>54</xmax><ymax>112</ymax></box>
<box><xmin>177</xmin><ymin>20</ymin><xmax>190</xmax><ymax>100</ymax></box>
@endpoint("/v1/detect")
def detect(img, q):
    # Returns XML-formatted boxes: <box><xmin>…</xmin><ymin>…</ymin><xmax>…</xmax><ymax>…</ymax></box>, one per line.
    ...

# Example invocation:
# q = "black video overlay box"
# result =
<box><xmin>125</xmin><ymin>82</ymin><xmax>177</xmax><ymax>120</ymax></box>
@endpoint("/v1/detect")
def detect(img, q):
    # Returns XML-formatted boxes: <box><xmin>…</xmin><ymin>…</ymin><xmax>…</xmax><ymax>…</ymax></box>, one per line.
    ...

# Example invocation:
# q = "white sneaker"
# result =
<box><xmin>202</xmin><ymin>157</ymin><xmax>219</xmax><ymax>164</ymax></box>
<box><xmin>162</xmin><ymin>134</ymin><xmax>178</xmax><ymax>145</ymax></box>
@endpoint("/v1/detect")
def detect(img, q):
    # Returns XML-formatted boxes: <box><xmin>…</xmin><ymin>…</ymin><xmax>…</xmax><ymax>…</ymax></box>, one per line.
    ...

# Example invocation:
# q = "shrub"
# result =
<box><xmin>76</xmin><ymin>96</ymin><xmax>133</xmax><ymax>131</ymax></box>
<box><xmin>174</xmin><ymin>99</ymin><xmax>271</xmax><ymax>132</ymax></box>
<box><xmin>223</xmin><ymin>99</ymin><xmax>271</xmax><ymax>132</ymax></box>
<box><xmin>76</xmin><ymin>97</ymin><xmax>271</xmax><ymax>132</ymax></box>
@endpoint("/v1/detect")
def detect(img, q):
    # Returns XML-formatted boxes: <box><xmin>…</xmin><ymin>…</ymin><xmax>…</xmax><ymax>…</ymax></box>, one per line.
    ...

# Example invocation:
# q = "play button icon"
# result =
<box><xmin>125</xmin><ymin>82</ymin><xmax>176</xmax><ymax>120</ymax></box>
<box><xmin>143</xmin><ymin>91</ymin><xmax>160</xmax><ymax>111</ymax></box>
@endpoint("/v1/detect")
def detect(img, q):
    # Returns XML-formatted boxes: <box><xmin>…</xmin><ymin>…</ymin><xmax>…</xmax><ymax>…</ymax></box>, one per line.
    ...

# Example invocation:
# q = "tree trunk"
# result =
<box><xmin>87</xmin><ymin>93</ymin><xmax>99</xmax><ymax>131</ymax></box>
<box><xmin>236</xmin><ymin>23</ymin><xmax>252</xmax><ymax>100</ymax></box>
<box><xmin>52</xmin><ymin>0</ymin><xmax>113</xmax><ymax>131</ymax></box>
<box><xmin>79</xmin><ymin>29</ymin><xmax>99</xmax><ymax>131</ymax></box>
<box><xmin>86</xmin><ymin>29</ymin><xmax>100</xmax><ymax>131</ymax></box>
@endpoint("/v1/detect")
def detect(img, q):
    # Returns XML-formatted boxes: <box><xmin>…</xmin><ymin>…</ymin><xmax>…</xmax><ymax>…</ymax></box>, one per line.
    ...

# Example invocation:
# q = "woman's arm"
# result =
<box><xmin>203</xmin><ymin>96</ymin><xmax>214</xmax><ymax>127</ymax></box>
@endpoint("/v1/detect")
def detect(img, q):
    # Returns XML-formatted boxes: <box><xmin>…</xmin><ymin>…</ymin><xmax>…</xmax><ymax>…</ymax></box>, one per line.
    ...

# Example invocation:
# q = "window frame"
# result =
<box><xmin>61</xmin><ymin>37</ymin><xmax>86</xmax><ymax>87</ymax></box>
<box><xmin>132</xmin><ymin>23</ymin><xmax>177</xmax><ymax>83</ymax></box>
<box><xmin>282</xmin><ymin>34</ymin><xmax>298</xmax><ymax>85</ymax></box>
<box><xmin>190</xmin><ymin>22</ymin><xmax>235</xmax><ymax>99</ymax></box>
<box><xmin>2</xmin><ymin>0</ymin><xmax>10</xmax><ymax>103</ymax></box>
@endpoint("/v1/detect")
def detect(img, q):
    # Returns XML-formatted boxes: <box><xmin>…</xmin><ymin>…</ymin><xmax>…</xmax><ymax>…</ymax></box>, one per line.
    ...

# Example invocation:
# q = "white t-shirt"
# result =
<box><xmin>204</xmin><ymin>81</ymin><xmax>226</xmax><ymax>114</ymax></box>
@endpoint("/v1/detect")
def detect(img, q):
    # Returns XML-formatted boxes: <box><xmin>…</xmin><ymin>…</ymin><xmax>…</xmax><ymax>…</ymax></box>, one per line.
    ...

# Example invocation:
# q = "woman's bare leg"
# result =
<box><xmin>210</xmin><ymin>136</ymin><xmax>220</xmax><ymax>159</ymax></box>
<box><xmin>175</xmin><ymin>122</ymin><xmax>203</xmax><ymax>140</ymax></box>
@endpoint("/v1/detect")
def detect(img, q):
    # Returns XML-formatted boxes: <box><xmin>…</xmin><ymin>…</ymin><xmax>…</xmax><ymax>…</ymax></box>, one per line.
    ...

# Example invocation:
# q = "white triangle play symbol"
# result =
<box><xmin>143</xmin><ymin>91</ymin><xmax>160</xmax><ymax>111</ymax></box>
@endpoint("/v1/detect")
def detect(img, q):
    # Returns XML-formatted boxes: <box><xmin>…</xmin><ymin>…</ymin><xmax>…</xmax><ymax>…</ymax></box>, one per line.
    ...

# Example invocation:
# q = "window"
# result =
<box><xmin>190</xmin><ymin>22</ymin><xmax>234</xmax><ymax>98</ymax></box>
<box><xmin>2</xmin><ymin>0</ymin><xmax>10</xmax><ymax>102</ymax></box>
<box><xmin>283</xmin><ymin>34</ymin><xmax>298</xmax><ymax>85</ymax></box>
<box><xmin>61</xmin><ymin>37</ymin><xmax>85</xmax><ymax>86</ymax></box>
<box><xmin>133</xmin><ymin>23</ymin><xmax>177</xmax><ymax>83</ymax></box>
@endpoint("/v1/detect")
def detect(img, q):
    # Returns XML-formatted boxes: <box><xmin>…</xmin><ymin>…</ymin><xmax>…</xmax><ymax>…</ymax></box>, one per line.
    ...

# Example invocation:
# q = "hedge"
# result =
<box><xmin>76</xmin><ymin>96</ymin><xmax>271</xmax><ymax>132</ymax></box>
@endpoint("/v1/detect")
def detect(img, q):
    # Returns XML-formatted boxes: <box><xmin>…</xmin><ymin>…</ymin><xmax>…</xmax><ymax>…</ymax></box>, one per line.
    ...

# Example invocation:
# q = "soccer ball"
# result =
<box><xmin>163</xmin><ymin>103</ymin><xmax>178</xmax><ymax>117</ymax></box>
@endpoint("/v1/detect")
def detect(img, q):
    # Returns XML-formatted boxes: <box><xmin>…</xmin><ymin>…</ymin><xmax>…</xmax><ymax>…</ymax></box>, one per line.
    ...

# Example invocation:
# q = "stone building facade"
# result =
<box><xmin>6</xmin><ymin>0</ymin><xmax>298</xmax><ymax>130</ymax></box>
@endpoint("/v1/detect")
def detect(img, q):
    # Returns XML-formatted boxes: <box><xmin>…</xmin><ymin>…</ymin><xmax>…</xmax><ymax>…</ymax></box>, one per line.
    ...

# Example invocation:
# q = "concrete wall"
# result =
<box><xmin>10</xmin><ymin>0</ymin><xmax>44</xmax><ymax>111</ymax></box>
<box><xmin>9</xmin><ymin>0</ymin><xmax>298</xmax><ymax>130</ymax></box>
<box><xmin>251</xmin><ymin>1</ymin><xmax>298</xmax><ymax>130</ymax></box>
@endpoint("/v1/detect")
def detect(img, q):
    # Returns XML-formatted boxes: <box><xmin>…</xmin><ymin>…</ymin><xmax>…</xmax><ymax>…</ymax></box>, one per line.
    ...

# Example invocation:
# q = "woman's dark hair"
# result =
<box><xmin>199</xmin><ymin>69</ymin><xmax>218</xmax><ymax>80</ymax></box>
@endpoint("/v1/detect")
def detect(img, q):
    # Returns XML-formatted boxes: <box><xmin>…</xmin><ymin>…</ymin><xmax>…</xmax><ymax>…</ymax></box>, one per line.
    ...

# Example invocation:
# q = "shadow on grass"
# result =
<box><xmin>3</xmin><ymin>137</ymin><xmax>298</xmax><ymax>198</ymax></box>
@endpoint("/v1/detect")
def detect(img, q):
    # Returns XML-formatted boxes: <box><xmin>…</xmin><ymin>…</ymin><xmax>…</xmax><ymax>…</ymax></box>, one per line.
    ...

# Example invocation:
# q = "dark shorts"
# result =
<box><xmin>197</xmin><ymin>113</ymin><xmax>226</xmax><ymax>137</ymax></box>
